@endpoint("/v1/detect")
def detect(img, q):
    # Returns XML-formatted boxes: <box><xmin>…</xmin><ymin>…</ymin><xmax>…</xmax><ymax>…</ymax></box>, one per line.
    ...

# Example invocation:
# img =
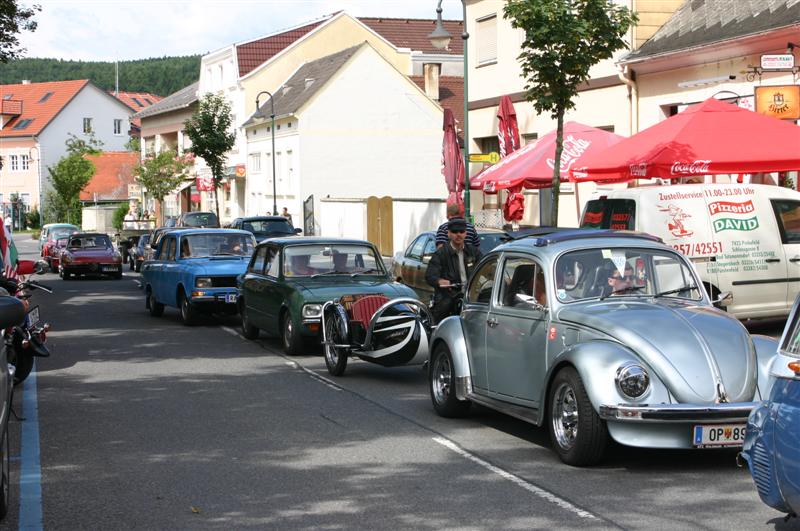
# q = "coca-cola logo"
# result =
<box><xmin>629</xmin><ymin>163</ymin><xmax>648</xmax><ymax>177</ymax></box>
<box><xmin>546</xmin><ymin>135</ymin><xmax>591</xmax><ymax>172</ymax></box>
<box><xmin>670</xmin><ymin>160</ymin><xmax>711</xmax><ymax>175</ymax></box>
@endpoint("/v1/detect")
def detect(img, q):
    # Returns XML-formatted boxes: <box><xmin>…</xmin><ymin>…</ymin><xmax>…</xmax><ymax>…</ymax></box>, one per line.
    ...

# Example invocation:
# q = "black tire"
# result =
<box><xmin>323</xmin><ymin>311</ymin><xmax>348</xmax><ymax>376</ymax></box>
<box><xmin>240</xmin><ymin>300</ymin><xmax>259</xmax><ymax>340</ymax></box>
<box><xmin>548</xmin><ymin>367</ymin><xmax>608</xmax><ymax>466</ymax></box>
<box><xmin>179</xmin><ymin>291</ymin><xmax>199</xmax><ymax>326</ymax></box>
<box><xmin>113</xmin><ymin>271</ymin><xmax>123</xmax><ymax>280</ymax></box>
<box><xmin>429</xmin><ymin>343</ymin><xmax>471</xmax><ymax>417</ymax></box>
<box><xmin>0</xmin><ymin>427</ymin><xmax>9</xmax><ymax>520</ymax></box>
<box><xmin>281</xmin><ymin>312</ymin><xmax>303</xmax><ymax>356</ymax></box>
<box><xmin>10</xmin><ymin>349</ymin><xmax>33</xmax><ymax>385</ymax></box>
<box><xmin>147</xmin><ymin>290</ymin><xmax>164</xmax><ymax>317</ymax></box>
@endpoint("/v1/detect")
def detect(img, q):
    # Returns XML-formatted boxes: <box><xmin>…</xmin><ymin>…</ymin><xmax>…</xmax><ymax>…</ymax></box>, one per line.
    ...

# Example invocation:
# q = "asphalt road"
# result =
<box><xmin>3</xmin><ymin>234</ymin><xmax>798</xmax><ymax>530</ymax></box>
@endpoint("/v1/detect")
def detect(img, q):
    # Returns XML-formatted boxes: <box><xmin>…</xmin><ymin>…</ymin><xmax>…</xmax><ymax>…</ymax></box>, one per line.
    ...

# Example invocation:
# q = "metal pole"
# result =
<box><xmin>271</xmin><ymin>104</ymin><xmax>277</xmax><ymax>216</ymax></box>
<box><xmin>461</xmin><ymin>0</ymin><xmax>470</xmax><ymax>220</ymax></box>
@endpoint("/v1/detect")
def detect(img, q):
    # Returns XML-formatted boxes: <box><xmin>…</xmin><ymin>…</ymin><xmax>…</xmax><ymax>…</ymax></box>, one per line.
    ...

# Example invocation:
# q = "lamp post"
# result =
<box><xmin>429</xmin><ymin>0</ymin><xmax>470</xmax><ymax>220</ymax></box>
<box><xmin>28</xmin><ymin>144</ymin><xmax>43</xmax><ymax>226</ymax></box>
<box><xmin>254</xmin><ymin>90</ymin><xmax>278</xmax><ymax>215</ymax></box>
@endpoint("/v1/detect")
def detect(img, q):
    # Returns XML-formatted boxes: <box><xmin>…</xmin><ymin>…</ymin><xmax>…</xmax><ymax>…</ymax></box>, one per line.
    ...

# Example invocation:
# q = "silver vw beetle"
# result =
<box><xmin>428</xmin><ymin>230</ymin><xmax>778</xmax><ymax>466</ymax></box>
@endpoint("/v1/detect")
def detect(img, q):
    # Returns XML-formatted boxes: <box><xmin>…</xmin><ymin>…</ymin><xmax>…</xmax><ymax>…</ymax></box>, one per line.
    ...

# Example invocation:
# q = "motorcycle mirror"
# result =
<box><xmin>35</xmin><ymin>261</ymin><xmax>49</xmax><ymax>275</ymax></box>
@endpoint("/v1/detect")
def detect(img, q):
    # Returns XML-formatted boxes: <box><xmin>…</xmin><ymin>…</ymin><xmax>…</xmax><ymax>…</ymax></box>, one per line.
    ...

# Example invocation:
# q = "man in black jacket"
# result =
<box><xmin>425</xmin><ymin>217</ymin><xmax>483</xmax><ymax>323</ymax></box>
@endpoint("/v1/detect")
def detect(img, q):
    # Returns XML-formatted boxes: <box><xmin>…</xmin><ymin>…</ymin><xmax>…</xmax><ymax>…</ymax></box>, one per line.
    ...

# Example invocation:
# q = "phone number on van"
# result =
<box><xmin>672</xmin><ymin>242</ymin><xmax>723</xmax><ymax>256</ymax></box>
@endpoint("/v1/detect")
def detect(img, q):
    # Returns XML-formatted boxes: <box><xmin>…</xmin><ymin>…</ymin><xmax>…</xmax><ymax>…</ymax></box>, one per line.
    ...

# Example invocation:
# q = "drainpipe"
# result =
<box><xmin>617</xmin><ymin>64</ymin><xmax>638</xmax><ymax>135</ymax></box>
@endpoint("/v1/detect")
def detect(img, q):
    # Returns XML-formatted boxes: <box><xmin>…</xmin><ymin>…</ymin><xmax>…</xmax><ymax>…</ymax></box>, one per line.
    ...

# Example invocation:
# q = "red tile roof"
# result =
<box><xmin>0</xmin><ymin>79</ymin><xmax>89</xmax><ymax>137</ymax></box>
<box><xmin>111</xmin><ymin>91</ymin><xmax>163</xmax><ymax>130</ymax></box>
<box><xmin>237</xmin><ymin>19</ymin><xmax>327</xmax><ymax>77</ymax></box>
<box><xmin>80</xmin><ymin>151</ymin><xmax>138</xmax><ymax>202</ymax></box>
<box><xmin>410</xmin><ymin>75</ymin><xmax>464</xmax><ymax>131</ymax></box>
<box><xmin>359</xmin><ymin>18</ymin><xmax>464</xmax><ymax>55</ymax></box>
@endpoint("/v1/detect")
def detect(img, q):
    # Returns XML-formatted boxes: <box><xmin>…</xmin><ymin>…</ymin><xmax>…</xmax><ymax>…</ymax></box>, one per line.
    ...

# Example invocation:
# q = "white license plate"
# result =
<box><xmin>693</xmin><ymin>424</ymin><xmax>746</xmax><ymax>447</ymax></box>
<box><xmin>101</xmin><ymin>265</ymin><xmax>117</xmax><ymax>271</ymax></box>
<box><xmin>225</xmin><ymin>293</ymin><xmax>237</xmax><ymax>304</ymax></box>
<box><xmin>26</xmin><ymin>306</ymin><xmax>40</xmax><ymax>327</ymax></box>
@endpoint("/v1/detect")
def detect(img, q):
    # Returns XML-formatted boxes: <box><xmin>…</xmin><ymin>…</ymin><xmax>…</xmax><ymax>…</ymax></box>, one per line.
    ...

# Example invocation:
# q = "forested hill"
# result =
<box><xmin>0</xmin><ymin>55</ymin><xmax>201</xmax><ymax>97</ymax></box>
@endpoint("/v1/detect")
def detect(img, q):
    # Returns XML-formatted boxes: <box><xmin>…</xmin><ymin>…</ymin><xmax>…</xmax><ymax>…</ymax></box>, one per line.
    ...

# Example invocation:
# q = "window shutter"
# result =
<box><xmin>476</xmin><ymin>15</ymin><xmax>497</xmax><ymax>65</ymax></box>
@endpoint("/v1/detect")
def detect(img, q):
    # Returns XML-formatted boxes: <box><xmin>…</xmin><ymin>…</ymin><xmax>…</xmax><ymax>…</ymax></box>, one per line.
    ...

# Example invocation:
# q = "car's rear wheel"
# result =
<box><xmin>281</xmin><ymin>312</ymin><xmax>303</xmax><ymax>356</ymax></box>
<box><xmin>429</xmin><ymin>343</ymin><xmax>471</xmax><ymax>417</ymax></box>
<box><xmin>240</xmin><ymin>300</ymin><xmax>259</xmax><ymax>340</ymax></box>
<box><xmin>548</xmin><ymin>367</ymin><xmax>608</xmax><ymax>466</ymax></box>
<box><xmin>323</xmin><ymin>311</ymin><xmax>348</xmax><ymax>376</ymax></box>
<box><xmin>179</xmin><ymin>292</ymin><xmax>198</xmax><ymax>326</ymax></box>
<box><xmin>147</xmin><ymin>291</ymin><xmax>164</xmax><ymax>317</ymax></box>
<box><xmin>0</xmin><ymin>426</ymin><xmax>9</xmax><ymax>520</ymax></box>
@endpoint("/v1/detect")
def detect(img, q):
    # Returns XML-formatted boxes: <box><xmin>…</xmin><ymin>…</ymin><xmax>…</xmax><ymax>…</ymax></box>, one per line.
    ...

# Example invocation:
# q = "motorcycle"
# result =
<box><xmin>0</xmin><ymin>275</ymin><xmax>52</xmax><ymax>385</ymax></box>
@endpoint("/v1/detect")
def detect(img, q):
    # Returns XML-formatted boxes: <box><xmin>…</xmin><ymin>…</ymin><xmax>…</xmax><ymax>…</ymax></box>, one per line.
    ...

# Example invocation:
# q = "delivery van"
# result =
<box><xmin>580</xmin><ymin>183</ymin><xmax>800</xmax><ymax>320</ymax></box>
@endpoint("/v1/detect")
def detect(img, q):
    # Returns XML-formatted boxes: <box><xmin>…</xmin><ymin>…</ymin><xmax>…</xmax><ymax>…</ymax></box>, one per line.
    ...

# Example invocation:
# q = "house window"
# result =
<box><xmin>522</xmin><ymin>133</ymin><xmax>538</xmax><ymax>146</ymax></box>
<box><xmin>249</xmin><ymin>152</ymin><xmax>261</xmax><ymax>173</ymax></box>
<box><xmin>479</xmin><ymin>136</ymin><xmax>500</xmax><ymax>155</ymax></box>
<box><xmin>476</xmin><ymin>15</ymin><xmax>498</xmax><ymax>66</ymax></box>
<box><xmin>19</xmin><ymin>193</ymin><xmax>30</xmax><ymax>205</ymax></box>
<box><xmin>20</xmin><ymin>154</ymin><xmax>29</xmax><ymax>171</ymax></box>
<box><xmin>83</xmin><ymin>117</ymin><xmax>93</xmax><ymax>134</ymax></box>
<box><xmin>9</xmin><ymin>155</ymin><xmax>18</xmax><ymax>171</ymax></box>
<box><xmin>114</xmin><ymin>118</ymin><xmax>123</xmax><ymax>135</ymax></box>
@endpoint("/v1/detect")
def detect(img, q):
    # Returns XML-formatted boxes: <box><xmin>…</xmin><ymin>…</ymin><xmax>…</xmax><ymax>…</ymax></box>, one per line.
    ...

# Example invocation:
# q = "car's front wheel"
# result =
<box><xmin>429</xmin><ymin>343</ymin><xmax>471</xmax><ymax>417</ymax></box>
<box><xmin>240</xmin><ymin>300</ymin><xmax>259</xmax><ymax>340</ymax></box>
<box><xmin>147</xmin><ymin>291</ymin><xmax>164</xmax><ymax>317</ymax></box>
<box><xmin>179</xmin><ymin>292</ymin><xmax>199</xmax><ymax>326</ymax></box>
<box><xmin>281</xmin><ymin>312</ymin><xmax>303</xmax><ymax>356</ymax></box>
<box><xmin>548</xmin><ymin>367</ymin><xmax>608</xmax><ymax>466</ymax></box>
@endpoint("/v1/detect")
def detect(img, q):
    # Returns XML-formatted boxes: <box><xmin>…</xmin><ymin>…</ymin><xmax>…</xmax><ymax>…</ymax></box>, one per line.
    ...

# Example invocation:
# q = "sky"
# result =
<box><xmin>17</xmin><ymin>0</ymin><xmax>466</xmax><ymax>62</ymax></box>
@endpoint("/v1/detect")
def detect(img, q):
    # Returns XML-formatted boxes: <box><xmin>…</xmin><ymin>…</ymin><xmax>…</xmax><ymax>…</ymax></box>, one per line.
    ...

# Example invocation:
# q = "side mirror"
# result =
<box><xmin>294</xmin><ymin>228</ymin><xmax>302</xmax><ymax>234</ymax></box>
<box><xmin>713</xmin><ymin>291</ymin><xmax>732</xmax><ymax>306</ymax></box>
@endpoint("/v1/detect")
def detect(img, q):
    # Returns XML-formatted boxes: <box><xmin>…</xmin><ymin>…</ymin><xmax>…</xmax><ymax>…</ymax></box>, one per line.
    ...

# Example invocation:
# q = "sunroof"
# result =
<box><xmin>38</xmin><ymin>92</ymin><xmax>53</xmax><ymax>103</ymax></box>
<box><xmin>132</xmin><ymin>97</ymin><xmax>143</xmax><ymax>107</ymax></box>
<box><xmin>12</xmin><ymin>118</ymin><xmax>33</xmax><ymax>130</ymax></box>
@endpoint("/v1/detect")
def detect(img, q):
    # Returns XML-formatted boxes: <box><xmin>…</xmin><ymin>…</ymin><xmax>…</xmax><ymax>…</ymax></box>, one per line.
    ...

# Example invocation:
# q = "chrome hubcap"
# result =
<box><xmin>432</xmin><ymin>352</ymin><xmax>452</xmax><ymax>404</ymax></box>
<box><xmin>552</xmin><ymin>383</ymin><xmax>579</xmax><ymax>450</ymax></box>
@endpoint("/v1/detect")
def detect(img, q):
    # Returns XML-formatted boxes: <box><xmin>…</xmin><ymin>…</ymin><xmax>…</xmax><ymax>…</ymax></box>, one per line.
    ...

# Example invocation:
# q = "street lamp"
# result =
<box><xmin>254</xmin><ymin>90</ymin><xmax>278</xmax><ymax>215</ymax></box>
<box><xmin>429</xmin><ymin>0</ymin><xmax>470</xmax><ymax>219</ymax></box>
<box><xmin>29</xmin><ymin>144</ymin><xmax>44</xmax><ymax>226</ymax></box>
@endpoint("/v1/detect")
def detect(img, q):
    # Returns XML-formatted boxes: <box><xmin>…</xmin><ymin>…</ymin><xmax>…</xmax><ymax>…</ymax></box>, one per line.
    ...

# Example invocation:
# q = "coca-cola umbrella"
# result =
<box><xmin>441</xmin><ymin>108</ymin><xmax>465</xmax><ymax>213</ymax></box>
<box><xmin>571</xmin><ymin>97</ymin><xmax>800</xmax><ymax>183</ymax></box>
<box><xmin>470</xmin><ymin>121</ymin><xmax>625</xmax><ymax>192</ymax></box>
<box><xmin>496</xmin><ymin>95</ymin><xmax>523</xmax><ymax>221</ymax></box>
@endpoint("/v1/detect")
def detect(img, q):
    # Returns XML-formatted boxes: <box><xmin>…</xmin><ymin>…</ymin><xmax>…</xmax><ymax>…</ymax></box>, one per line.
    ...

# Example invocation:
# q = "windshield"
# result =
<box><xmin>283</xmin><ymin>244</ymin><xmax>385</xmax><ymax>277</ymax></box>
<box><xmin>243</xmin><ymin>219</ymin><xmax>294</xmax><ymax>235</ymax></box>
<box><xmin>69</xmin><ymin>235</ymin><xmax>112</xmax><ymax>249</ymax></box>
<box><xmin>50</xmin><ymin>229</ymin><xmax>77</xmax><ymax>241</ymax></box>
<box><xmin>182</xmin><ymin>212</ymin><xmax>219</xmax><ymax>228</ymax></box>
<box><xmin>181</xmin><ymin>233</ymin><xmax>255</xmax><ymax>258</ymax></box>
<box><xmin>554</xmin><ymin>247</ymin><xmax>703</xmax><ymax>302</ymax></box>
<box><xmin>478</xmin><ymin>232</ymin><xmax>509</xmax><ymax>254</ymax></box>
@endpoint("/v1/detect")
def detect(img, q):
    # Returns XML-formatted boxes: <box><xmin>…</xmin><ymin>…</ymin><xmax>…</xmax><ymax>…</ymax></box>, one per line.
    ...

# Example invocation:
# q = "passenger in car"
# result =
<box><xmin>287</xmin><ymin>254</ymin><xmax>314</xmax><ymax>276</ymax></box>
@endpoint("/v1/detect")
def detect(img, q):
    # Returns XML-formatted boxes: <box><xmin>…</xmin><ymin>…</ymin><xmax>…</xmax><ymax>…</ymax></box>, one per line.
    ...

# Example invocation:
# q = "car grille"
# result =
<box><xmin>211</xmin><ymin>276</ymin><xmax>238</xmax><ymax>288</ymax></box>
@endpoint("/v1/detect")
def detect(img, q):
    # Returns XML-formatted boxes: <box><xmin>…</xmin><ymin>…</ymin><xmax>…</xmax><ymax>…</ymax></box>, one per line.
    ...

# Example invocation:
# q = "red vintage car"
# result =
<box><xmin>41</xmin><ymin>228</ymin><xmax>79</xmax><ymax>272</ymax></box>
<box><xmin>59</xmin><ymin>233</ymin><xmax>123</xmax><ymax>280</ymax></box>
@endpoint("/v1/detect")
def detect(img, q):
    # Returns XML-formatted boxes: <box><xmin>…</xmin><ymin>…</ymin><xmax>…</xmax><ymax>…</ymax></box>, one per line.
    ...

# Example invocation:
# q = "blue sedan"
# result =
<box><xmin>142</xmin><ymin>229</ymin><xmax>256</xmax><ymax>325</ymax></box>
<box><xmin>741</xmin><ymin>295</ymin><xmax>800</xmax><ymax>520</ymax></box>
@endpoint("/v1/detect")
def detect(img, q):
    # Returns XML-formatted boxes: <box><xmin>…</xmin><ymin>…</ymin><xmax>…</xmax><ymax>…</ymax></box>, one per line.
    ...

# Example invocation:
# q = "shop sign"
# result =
<box><xmin>754</xmin><ymin>85</ymin><xmax>800</xmax><ymax>119</ymax></box>
<box><xmin>761</xmin><ymin>54</ymin><xmax>795</xmax><ymax>70</ymax></box>
<box><xmin>235</xmin><ymin>164</ymin><xmax>246</xmax><ymax>177</ymax></box>
<box><xmin>196</xmin><ymin>174</ymin><xmax>215</xmax><ymax>191</ymax></box>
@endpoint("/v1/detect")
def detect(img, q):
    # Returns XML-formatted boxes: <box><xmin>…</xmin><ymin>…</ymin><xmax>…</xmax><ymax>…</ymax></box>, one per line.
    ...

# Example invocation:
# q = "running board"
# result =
<box><xmin>467</xmin><ymin>393</ymin><xmax>541</xmax><ymax>425</ymax></box>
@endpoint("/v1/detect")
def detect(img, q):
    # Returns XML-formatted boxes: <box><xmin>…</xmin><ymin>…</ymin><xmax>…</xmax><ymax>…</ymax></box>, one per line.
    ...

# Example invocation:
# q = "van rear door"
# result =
<box><xmin>771</xmin><ymin>198</ymin><xmax>800</xmax><ymax>310</ymax></box>
<box><xmin>580</xmin><ymin>198</ymin><xmax>636</xmax><ymax>230</ymax></box>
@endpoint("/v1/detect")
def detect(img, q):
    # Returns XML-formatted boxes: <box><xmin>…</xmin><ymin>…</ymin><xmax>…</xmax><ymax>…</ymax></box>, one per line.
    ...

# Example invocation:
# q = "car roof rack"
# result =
<box><xmin>509</xmin><ymin>228</ymin><xmax>663</xmax><ymax>247</ymax></box>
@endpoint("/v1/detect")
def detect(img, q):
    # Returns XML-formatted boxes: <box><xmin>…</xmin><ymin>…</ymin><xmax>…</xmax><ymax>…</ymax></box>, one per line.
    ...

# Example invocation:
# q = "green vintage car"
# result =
<box><xmin>238</xmin><ymin>237</ymin><xmax>418</xmax><ymax>355</ymax></box>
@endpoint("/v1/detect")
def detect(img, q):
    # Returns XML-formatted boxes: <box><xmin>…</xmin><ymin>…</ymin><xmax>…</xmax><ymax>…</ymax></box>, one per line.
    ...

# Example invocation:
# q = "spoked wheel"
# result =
<box><xmin>323</xmin><ymin>311</ymin><xmax>349</xmax><ymax>376</ymax></box>
<box><xmin>0</xmin><ymin>427</ymin><xmax>8</xmax><ymax>520</ymax></box>
<box><xmin>429</xmin><ymin>343</ymin><xmax>470</xmax><ymax>417</ymax></box>
<box><xmin>548</xmin><ymin>367</ymin><xmax>608</xmax><ymax>466</ymax></box>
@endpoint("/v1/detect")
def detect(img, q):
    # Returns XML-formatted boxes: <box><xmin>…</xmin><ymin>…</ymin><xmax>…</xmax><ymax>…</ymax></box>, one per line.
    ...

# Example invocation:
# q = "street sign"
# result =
<box><xmin>761</xmin><ymin>54</ymin><xmax>795</xmax><ymax>70</ymax></box>
<box><xmin>469</xmin><ymin>152</ymin><xmax>500</xmax><ymax>164</ymax></box>
<box><xmin>127</xmin><ymin>184</ymin><xmax>142</xmax><ymax>197</ymax></box>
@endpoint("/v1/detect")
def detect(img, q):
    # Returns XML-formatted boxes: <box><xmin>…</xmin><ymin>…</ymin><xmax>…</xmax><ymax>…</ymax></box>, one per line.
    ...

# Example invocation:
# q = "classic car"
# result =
<box><xmin>59</xmin><ymin>233</ymin><xmax>124</xmax><ymax>280</ymax></box>
<box><xmin>238</xmin><ymin>237</ymin><xmax>417</xmax><ymax>356</ymax></box>
<box><xmin>740</xmin><ymin>294</ymin><xmax>800</xmax><ymax>519</ymax></box>
<box><xmin>38</xmin><ymin>223</ymin><xmax>79</xmax><ymax>253</ymax></box>
<box><xmin>176</xmin><ymin>211</ymin><xmax>220</xmax><ymax>228</ymax></box>
<box><xmin>128</xmin><ymin>233</ymin><xmax>150</xmax><ymax>272</ymax></box>
<box><xmin>46</xmin><ymin>236</ymin><xmax>70</xmax><ymax>272</ymax></box>
<box><xmin>142</xmin><ymin>229</ymin><xmax>256</xmax><ymax>325</ymax></box>
<box><xmin>229</xmin><ymin>216</ymin><xmax>301</xmax><ymax>242</ymax></box>
<box><xmin>41</xmin><ymin>226</ymin><xmax>79</xmax><ymax>271</ymax></box>
<box><xmin>144</xmin><ymin>227</ymin><xmax>178</xmax><ymax>262</ymax></box>
<box><xmin>427</xmin><ymin>229</ymin><xmax>778</xmax><ymax>466</ymax></box>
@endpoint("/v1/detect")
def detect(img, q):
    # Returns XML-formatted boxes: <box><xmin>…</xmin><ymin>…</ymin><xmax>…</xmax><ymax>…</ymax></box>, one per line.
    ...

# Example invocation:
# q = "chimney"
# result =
<box><xmin>21</xmin><ymin>80</ymin><xmax>31</xmax><ymax>85</ymax></box>
<box><xmin>281</xmin><ymin>85</ymin><xmax>291</xmax><ymax>97</ymax></box>
<box><xmin>423</xmin><ymin>63</ymin><xmax>440</xmax><ymax>101</ymax></box>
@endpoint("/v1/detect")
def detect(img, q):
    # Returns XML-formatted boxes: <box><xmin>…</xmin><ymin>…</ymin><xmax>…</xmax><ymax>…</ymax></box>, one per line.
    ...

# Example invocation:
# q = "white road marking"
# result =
<box><xmin>432</xmin><ymin>436</ymin><xmax>598</xmax><ymax>520</ymax></box>
<box><xmin>221</xmin><ymin>326</ymin><xmax>241</xmax><ymax>338</ymax></box>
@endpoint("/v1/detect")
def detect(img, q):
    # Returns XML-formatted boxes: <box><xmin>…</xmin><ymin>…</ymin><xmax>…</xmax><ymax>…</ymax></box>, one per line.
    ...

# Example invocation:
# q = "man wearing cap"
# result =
<box><xmin>435</xmin><ymin>203</ymin><xmax>480</xmax><ymax>249</ymax></box>
<box><xmin>426</xmin><ymin>217</ymin><xmax>483</xmax><ymax>323</ymax></box>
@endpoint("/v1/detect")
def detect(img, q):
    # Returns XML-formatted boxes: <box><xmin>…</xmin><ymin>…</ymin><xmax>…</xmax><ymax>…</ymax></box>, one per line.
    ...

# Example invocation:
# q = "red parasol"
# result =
<box><xmin>497</xmin><ymin>95</ymin><xmax>521</xmax><ymax>157</ymax></box>
<box><xmin>471</xmin><ymin>122</ymin><xmax>625</xmax><ymax>192</ymax></box>
<box><xmin>571</xmin><ymin>97</ymin><xmax>800</xmax><ymax>183</ymax></box>
<box><xmin>441</xmin><ymin>108</ymin><xmax>465</xmax><ymax>213</ymax></box>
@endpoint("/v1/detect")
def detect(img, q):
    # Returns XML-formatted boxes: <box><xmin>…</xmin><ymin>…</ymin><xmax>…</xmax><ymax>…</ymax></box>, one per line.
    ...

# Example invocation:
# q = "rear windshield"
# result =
<box><xmin>242</xmin><ymin>219</ymin><xmax>294</xmax><ymax>235</ymax></box>
<box><xmin>69</xmin><ymin>235</ymin><xmax>112</xmax><ymax>249</ymax></box>
<box><xmin>182</xmin><ymin>213</ymin><xmax>219</xmax><ymax>228</ymax></box>
<box><xmin>581</xmin><ymin>199</ymin><xmax>636</xmax><ymax>230</ymax></box>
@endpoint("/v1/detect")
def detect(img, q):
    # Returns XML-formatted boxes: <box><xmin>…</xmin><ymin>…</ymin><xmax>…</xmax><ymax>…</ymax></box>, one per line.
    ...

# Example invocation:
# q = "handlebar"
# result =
<box><xmin>19</xmin><ymin>280</ymin><xmax>53</xmax><ymax>294</ymax></box>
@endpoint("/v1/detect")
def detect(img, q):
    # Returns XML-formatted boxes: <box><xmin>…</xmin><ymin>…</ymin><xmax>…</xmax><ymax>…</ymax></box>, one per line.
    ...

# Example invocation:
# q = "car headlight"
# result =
<box><xmin>196</xmin><ymin>277</ymin><xmax>212</xmax><ymax>288</ymax></box>
<box><xmin>302</xmin><ymin>304</ymin><xmax>322</xmax><ymax>319</ymax></box>
<box><xmin>112</xmin><ymin>251</ymin><xmax>122</xmax><ymax>262</ymax></box>
<box><xmin>615</xmin><ymin>363</ymin><xmax>650</xmax><ymax>399</ymax></box>
<box><xmin>61</xmin><ymin>253</ymin><xmax>72</xmax><ymax>264</ymax></box>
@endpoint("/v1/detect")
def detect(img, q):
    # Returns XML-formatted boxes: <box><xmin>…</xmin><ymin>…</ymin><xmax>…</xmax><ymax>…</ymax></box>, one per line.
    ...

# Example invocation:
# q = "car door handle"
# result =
<box><xmin>790</xmin><ymin>257</ymin><xmax>800</xmax><ymax>263</ymax></box>
<box><xmin>765</xmin><ymin>258</ymin><xmax>781</xmax><ymax>263</ymax></box>
<box><xmin>487</xmin><ymin>317</ymin><xmax>498</xmax><ymax>328</ymax></box>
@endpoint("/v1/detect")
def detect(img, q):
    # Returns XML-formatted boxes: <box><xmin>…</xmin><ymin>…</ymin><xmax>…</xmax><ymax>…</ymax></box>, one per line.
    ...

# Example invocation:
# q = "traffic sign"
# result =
<box><xmin>469</xmin><ymin>152</ymin><xmax>500</xmax><ymax>164</ymax></box>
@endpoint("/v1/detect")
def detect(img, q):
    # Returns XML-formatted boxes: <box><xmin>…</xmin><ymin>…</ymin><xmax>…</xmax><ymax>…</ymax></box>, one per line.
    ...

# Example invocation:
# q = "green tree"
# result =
<box><xmin>184</xmin><ymin>93</ymin><xmax>236</xmax><ymax>219</ymax></box>
<box><xmin>504</xmin><ymin>0</ymin><xmax>637</xmax><ymax>225</ymax></box>
<box><xmin>133</xmin><ymin>150</ymin><xmax>190</xmax><ymax>225</ymax></box>
<box><xmin>46</xmin><ymin>133</ymin><xmax>103</xmax><ymax>224</ymax></box>
<box><xmin>0</xmin><ymin>1</ymin><xmax>40</xmax><ymax>63</ymax></box>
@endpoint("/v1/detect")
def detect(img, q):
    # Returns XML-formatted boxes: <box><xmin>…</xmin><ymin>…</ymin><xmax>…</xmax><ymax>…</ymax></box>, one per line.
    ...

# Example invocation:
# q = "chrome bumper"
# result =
<box><xmin>599</xmin><ymin>402</ymin><xmax>758</xmax><ymax>423</ymax></box>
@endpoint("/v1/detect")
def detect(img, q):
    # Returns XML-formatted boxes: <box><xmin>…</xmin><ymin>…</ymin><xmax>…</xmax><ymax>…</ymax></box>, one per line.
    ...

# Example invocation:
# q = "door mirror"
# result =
<box><xmin>294</xmin><ymin>228</ymin><xmax>302</xmax><ymax>234</ymax></box>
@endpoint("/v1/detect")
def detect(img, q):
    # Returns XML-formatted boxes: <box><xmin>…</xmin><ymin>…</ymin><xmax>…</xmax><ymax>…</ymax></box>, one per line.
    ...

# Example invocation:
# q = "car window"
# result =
<box><xmin>245</xmin><ymin>219</ymin><xmax>294</xmax><ymax>235</ymax></box>
<box><xmin>406</xmin><ymin>236</ymin><xmax>426</xmax><ymax>260</ymax></box>
<box><xmin>478</xmin><ymin>233</ymin><xmax>507</xmax><ymax>254</ymax></box>
<box><xmin>499</xmin><ymin>257</ymin><xmax>546</xmax><ymax>309</ymax></box>
<box><xmin>69</xmin><ymin>235</ymin><xmax>112</xmax><ymax>249</ymax></box>
<box><xmin>467</xmin><ymin>256</ymin><xmax>498</xmax><ymax>304</ymax></box>
<box><xmin>772</xmin><ymin>199</ymin><xmax>800</xmax><ymax>244</ymax></box>
<box><xmin>422</xmin><ymin>237</ymin><xmax>437</xmax><ymax>256</ymax></box>
<box><xmin>182</xmin><ymin>233</ymin><xmax>256</xmax><ymax>258</ymax></box>
<box><xmin>250</xmin><ymin>246</ymin><xmax>268</xmax><ymax>273</ymax></box>
<box><xmin>283</xmin><ymin>244</ymin><xmax>383</xmax><ymax>277</ymax></box>
<box><xmin>182</xmin><ymin>212</ymin><xmax>219</xmax><ymax>228</ymax></box>
<box><xmin>164</xmin><ymin>237</ymin><xmax>176</xmax><ymax>261</ymax></box>
<box><xmin>581</xmin><ymin>199</ymin><xmax>636</xmax><ymax>230</ymax></box>
<box><xmin>266</xmin><ymin>247</ymin><xmax>280</xmax><ymax>278</ymax></box>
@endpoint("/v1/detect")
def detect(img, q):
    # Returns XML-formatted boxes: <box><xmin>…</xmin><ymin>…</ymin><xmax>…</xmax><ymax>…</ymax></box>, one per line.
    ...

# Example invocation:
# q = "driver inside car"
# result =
<box><xmin>605</xmin><ymin>264</ymin><xmax>635</xmax><ymax>296</ymax></box>
<box><xmin>287</xmin><ymin>254</ymin><xmax>314</xmax><ymax>276</ymax></box>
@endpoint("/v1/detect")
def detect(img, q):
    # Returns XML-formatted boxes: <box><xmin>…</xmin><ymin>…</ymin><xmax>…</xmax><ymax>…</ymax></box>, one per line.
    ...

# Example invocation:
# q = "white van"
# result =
<box><xmin>580</xmin><ymin>183</ymin><xmax>800</xmax><ymax>320</ymax></box>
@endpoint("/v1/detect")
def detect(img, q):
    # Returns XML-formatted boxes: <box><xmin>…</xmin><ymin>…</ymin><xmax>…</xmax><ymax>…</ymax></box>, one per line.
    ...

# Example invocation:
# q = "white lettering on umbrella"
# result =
<box><xmin>670</xmin><ymin>160</ymin><xmax>712</xmax><ymax>175</ymax></box>
<box><xmin>546</xmin><ymin>135</ymin><xmax>591</xmax><ymax>171</ymax></box>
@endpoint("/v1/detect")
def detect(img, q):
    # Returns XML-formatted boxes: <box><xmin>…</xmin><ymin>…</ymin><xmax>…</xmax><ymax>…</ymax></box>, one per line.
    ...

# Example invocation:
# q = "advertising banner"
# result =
<box><xmin>755</xmin><ymin>85</ymin><xmax>800</xmax><ymax>120</ymax></box>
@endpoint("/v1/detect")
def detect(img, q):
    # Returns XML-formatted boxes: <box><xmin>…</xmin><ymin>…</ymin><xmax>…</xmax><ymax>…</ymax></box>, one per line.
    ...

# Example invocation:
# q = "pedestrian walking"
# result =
<box><xmin>282</xmin><ymin>207</ymin><xmax>293</xmax><ymax>226</ymax></box>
